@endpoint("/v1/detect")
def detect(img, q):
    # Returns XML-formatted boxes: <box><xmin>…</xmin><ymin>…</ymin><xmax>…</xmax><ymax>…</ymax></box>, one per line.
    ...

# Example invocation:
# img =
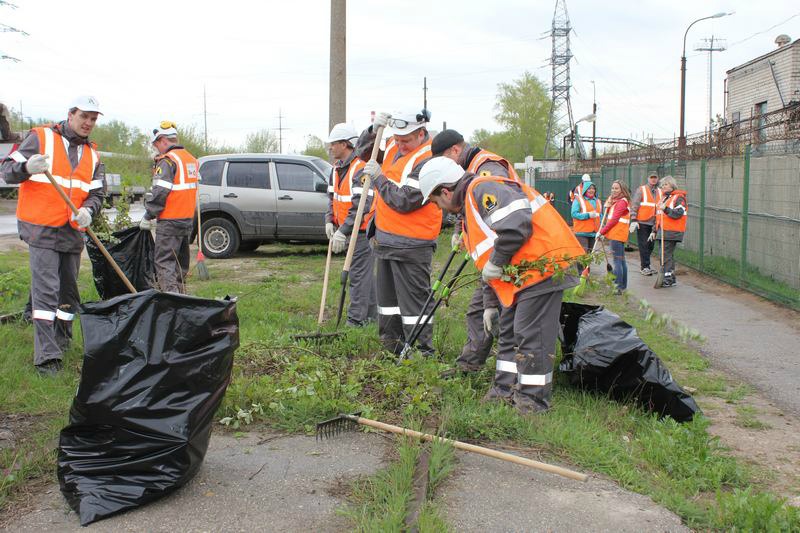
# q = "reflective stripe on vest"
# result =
<box><xmin>572</xmin><ymin>194</ymin><xmax>601</xmax><ymax>234</ymax></box>
<box><xmin>659</xmin><ymin>191</ymin><xmax>688</xmax><ymax>233</ymax></box>
<box><xmin>636</xmin><ymin>185</ymin><xmax>663</xmax><ymax>221</ymax></box>
<box><xmin>463</xmin><ymin>176</ymin><xmax>585</xmax><ymax>307</ymax></box>
<box><xmin>157</xmin><ymin>148</ymin><xmax>199</xmax><ymax>220</ymax></box>
<box><xmin>17</xmin><ymin>126</ymin><xmax>99</xmax><ymax>230</ymax></box>
<box><xmin>332</xmin><ymin>157</ymin><xmax>374</xmax><ymax>230</ymax></box>
<box><xmin>466</xmin><ymin>150</ymin><xmax>521</xmax><ymax>182</ymax></box>
<box><xmin>605</xmin><ymin>198</ymin><xmax>630</xmax><ymax>243</ymax></box>
<box><xmin>375</xmin><ymin>140</ymin><xmax>441</xmax><ymax>240</ymax></box>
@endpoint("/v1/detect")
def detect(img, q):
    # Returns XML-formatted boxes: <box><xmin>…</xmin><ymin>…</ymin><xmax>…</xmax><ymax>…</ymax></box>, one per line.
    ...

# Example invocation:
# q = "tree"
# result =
<box><xmin>242</xmin><ymin>129</ymin><xmax>280</xmax><ymax>153</ymax></box>
<box><xmin>91</xmin><ymin>120</ymin><xmax>149</xmax><ymax>156</ymax></box>
<box><xmin>301</xmin><ymin>135</ymin><xmax>328</xmax><ymax>159</ymax></box>
<box><xmin>491</xmin><ymin>72</ymin><xmax>552</xmax><ymax>162</ymax></box>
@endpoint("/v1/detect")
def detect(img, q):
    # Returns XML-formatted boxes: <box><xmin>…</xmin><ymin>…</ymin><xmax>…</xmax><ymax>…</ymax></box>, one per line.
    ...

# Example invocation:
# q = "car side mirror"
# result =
<box><xmin>315</xmin><ymin>181</ymin><xmax>328</xmax><ymax>193</ymax></box>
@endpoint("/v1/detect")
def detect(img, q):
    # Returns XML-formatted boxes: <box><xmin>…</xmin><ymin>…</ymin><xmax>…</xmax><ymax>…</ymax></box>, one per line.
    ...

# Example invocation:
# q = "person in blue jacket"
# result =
<box><xmin>570</xmin><ymin>181</ymin><xmax>602</xmax><ymax>252</ymax></box>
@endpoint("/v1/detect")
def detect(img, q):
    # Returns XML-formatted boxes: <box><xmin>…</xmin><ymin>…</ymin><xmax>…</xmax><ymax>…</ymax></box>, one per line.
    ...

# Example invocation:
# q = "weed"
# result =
<box><xmin>734</xmin><ymin>405</ymin><xmax>771</xmax><ymax>430</ymax></box>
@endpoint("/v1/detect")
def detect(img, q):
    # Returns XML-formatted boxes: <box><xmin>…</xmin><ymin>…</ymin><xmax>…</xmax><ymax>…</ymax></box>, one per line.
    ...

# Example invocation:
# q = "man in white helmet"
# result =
<box><xmin>360</xmin><ymin>109</ymin><xmax>440</xmax><ymax>355</ymax></box>
<box><xmin>324</xmin><ymin>122</ymin><xmax>377</xmax><ymax>326</ymax></box>
<box><xmin>418</xmin><ymin>157</ymin><xmax>584</xmax><ymax>414</ymax></box>
<box><xmin>140</xmin><ymin>121</ymin><xmax>198</xmax><ymax>294</ymax></box>
<box><xmin>0</xmin><ymin>96</ymin><xmax>106</xmax><ymax>376</ymax></box>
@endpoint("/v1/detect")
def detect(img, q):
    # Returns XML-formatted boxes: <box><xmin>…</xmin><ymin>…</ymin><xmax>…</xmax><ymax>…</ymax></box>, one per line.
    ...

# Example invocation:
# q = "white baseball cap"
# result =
<box><xmin>70</xmin><ymin>95</ymin><xmax>103</xmax><ymax>115</ymax></box>
<box><xmin>581</xmin><ymin>174</ymin><xmax>591</xmax><ymax>182</ymax></box>
<box><xmin>419</xmin><ymin>157</ymin><xmax>465</xmax><ymax>202</ymax></box>
<box><xmin>388</xmin><ymin>109</ymin><xmax>430</xmax><ymax>135</ymax></box>
<box><xmin>326</xmin><ymin>122</ymin><xmax>359</xmax><ymax>144</ymax></box>
<box><xmin>151</xmin><ymin>120</ymin><xmax>179</xmax><ymax>143</ymax></box>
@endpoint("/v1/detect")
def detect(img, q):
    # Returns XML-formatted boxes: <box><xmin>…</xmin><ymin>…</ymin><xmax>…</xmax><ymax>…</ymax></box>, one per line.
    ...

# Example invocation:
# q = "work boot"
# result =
<box><xmin>661</xmin><ymin>272</ymin><xmax>676</xmax><ymax>288</ymax></box>
<box><xmin>35</xmin><ymin>359</ymin><xmax>63</xmax><ymax>377</ymax></box>
<box><xmin>482</xmin><ymin>382</ymin><xmax>514</xmax><ymax>403</ymax></box>
<box><xmin>513</xmin><ymin>353</ymin><xmax>554</xmax><ymax>415</ymax></box>
<box><xmin>512</xmin><ymin>388</ymin><xmax>549</xmax><ymax>415</ymax></box>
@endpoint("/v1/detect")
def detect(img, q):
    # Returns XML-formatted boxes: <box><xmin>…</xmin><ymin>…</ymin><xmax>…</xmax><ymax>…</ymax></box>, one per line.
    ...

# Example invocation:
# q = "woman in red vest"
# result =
<box><xmin>599</xmin><ymin>180</ymin><xmax>631</xmax><ymax>295</ymax></box>
<box><xmin>652</xmin><ymin>175</ymin><xmax>687</xmax><ymax>288</ymax></box>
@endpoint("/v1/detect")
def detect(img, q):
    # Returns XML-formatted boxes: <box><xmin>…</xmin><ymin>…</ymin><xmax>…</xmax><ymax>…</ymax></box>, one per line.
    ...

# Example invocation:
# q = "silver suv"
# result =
<box><xmin>198</xmin><ymin>153</ymin><xmax>333</xmax><ymax>258</ymax></box>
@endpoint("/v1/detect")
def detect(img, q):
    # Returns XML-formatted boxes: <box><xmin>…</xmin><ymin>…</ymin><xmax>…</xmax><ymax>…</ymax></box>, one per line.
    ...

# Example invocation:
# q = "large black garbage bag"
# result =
<box><xmin>86</xmin><ymin>226</ymin><xmax>155</xmax><ymax>299</ymax></box>
<box><xmin>558</xmin><ymin>302</ymin><xmax>700</xmax><ymax>422</ymax></box>
<box><xmin>57</xmin><ymin>289</ymin><xmax>239</xmax><ymax>526</ymax></box>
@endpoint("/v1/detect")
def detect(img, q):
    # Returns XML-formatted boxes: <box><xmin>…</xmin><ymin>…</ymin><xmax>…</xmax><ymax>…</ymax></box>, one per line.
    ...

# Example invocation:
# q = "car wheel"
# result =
<box><xmin>202</xmin><ymin>218</ymin><xmax>240</xmax><ymax>259</ymax></box>
<box><xmin>238</xmin><ymin>241</ymin><xmax>261</xmax><ymax>252</ymax></box>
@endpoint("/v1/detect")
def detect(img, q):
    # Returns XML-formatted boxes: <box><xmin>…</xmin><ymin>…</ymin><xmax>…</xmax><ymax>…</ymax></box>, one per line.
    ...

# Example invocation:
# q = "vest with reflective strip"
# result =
<box><xmin>332</xmin><ymin>157</ymin><xmax>373</xmax><ymax>230</ymax></box>
<box><xmin>466</xmin><ymin>150</ymin><xmax>521</xmax><ymax>182</ymax></box>
<box><xmin>569</xmin><ymin>183</ymin><xmax>584</xmax><ymax>203</ymax></box>
<box><xmin>605</xmin><ymin>198</ymin><xmax>630</xmax><ymax>242</ymax></box>
<box><xmin>572</xmin><ymin>194</ymin><xmax>601</xmax><ymax>234</ymax></box>
<box><xmin>464</xmin><ymin>176</ymin><xmax>585</xmax><ymax>307</ymax></box>
<box><xmin>155</xmin><ymin>148</ymin><xmax>199</xmax><ymax>220</ymax></box>
<box><xmin>376</xmin><ymin>140</ymin><xmax>441</xmax><ymax>240</ymax></box>
<box><xmin>658</xmin><ymin>191</ymin><xmax>688</xmax><ymax>233</ymax></box>
<box><xmin>636</xmin><ymin>185</ymin><xmax>663</xmax><ymax>221</ymax></box>
<box><xmin>17</xmin><ymin>127</ymin><xmax>101</xmax><ymax>230</ymax></box>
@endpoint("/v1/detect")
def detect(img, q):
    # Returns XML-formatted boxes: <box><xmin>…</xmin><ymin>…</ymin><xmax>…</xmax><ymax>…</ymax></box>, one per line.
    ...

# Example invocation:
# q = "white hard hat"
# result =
<box><xmin>151</xmin><ymin>120</ymin><xmax>179</xmax><ymax>144</ymax></box>
<box><xmin>326</xmin><ymin>122</ymin><xmax>359</xmax><ymax>144</ymax></box>
<box><xmin>70</xmin><ymin>95</ymin><xmax>103</xmax><ymax>115</ymax></box>
<box><xmin>581</xmin><ymin>173</ymin><xmax>591</xmax><ymax>182</ymax></box>
<box><xmin>388</xmin><ymin>109</ymin><xmax>430</xmax><ymax>135</ymax></box>
<box><xmin>419</xmin><ymin>157</ymin><xmax>464</xmax><ymax>202</ymax></box>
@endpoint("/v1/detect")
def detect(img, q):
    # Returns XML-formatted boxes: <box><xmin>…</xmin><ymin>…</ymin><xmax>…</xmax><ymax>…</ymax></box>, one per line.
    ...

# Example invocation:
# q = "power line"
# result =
<box><xmin>727</xmin><ymin>12</ymin><xmax>800</xmax><ymax>49</ymax></box>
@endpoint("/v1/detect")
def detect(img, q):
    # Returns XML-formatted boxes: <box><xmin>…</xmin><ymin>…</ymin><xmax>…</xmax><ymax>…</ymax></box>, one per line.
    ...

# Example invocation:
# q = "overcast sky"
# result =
<box><xmin>1</xmin><ymin>0</ymin><xmax>797</xmax><ymax>155</ymax></box>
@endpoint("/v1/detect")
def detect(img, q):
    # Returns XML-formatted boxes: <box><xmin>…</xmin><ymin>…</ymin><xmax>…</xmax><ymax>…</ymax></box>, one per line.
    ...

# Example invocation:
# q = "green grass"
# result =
<box><xmin>0</xmin><ymin>238</ymin><xmax>798</xmax><ymax>530</ymax></box>
<box><xmin>735</xmin><ymin>405</ymin><xmax>772</xmax><ymax>430</ymax></box>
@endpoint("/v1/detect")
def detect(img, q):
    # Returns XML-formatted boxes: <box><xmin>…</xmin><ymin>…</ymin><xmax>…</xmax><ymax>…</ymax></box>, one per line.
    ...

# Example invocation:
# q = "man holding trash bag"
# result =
<box><xmin>0</xmin><ymin>96</ymin><xmax>105</xmax><ymax>376</ymax></box>
<box><xmin>140</xmin><ymin>122</ymin><xmax>198</xmax><ymax>294</ymax></box>
<box><xmin>418</xmin><ymin>157</ymin><xmax>584</xmax><ymax>414</ymax></box>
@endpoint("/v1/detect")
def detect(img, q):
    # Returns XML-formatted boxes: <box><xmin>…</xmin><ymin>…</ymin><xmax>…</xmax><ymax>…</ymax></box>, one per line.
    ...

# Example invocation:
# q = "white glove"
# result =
<box><xmin>139</xmin><ymin>218</ymin><xmax>156</xmax><ymax>231</ymax></box>
<box><xmin>648</xmin><ymin>231</ymin><xmax>656</xmax><ymax>242</ymax></box>
<box><xmin>331</xmin><ymin>230</ymin><xmax>348</xmax><ymax>254</ymax></box>
<box><xmin>25</xmin><ymin>154</ymin><xmax>49</xmax><ymax>174</ymax></box>
<box><xmin>597</xmin><ymin>233</ymin><xmax>605</xmax><ymax>241</ymax></box>
<box><xmin>450</xmin><ymin>232</ymin><xmax>462</xmax><ymax>250</ymax></box>
<box><xmin>72</xmin><ymin>207</ymin><xmax>92</xmax><ymax>229</ymax></box>
<box><xmin>363</xmin><ymin>159</ymin><xmax>381</xmax><ymax>179</ymax></box>
<box><xmin>589</xmin><ymin>212</ymin><xmax>600</xmax><ymax>219</ymax></box>
<box><xmin>482</xmin><ymin>307</ymin><xmax>499</xmax><ymax>336</ymax></box>
<box><xmin>481</xmin><ymin>261</ymin><xmax>503</xmax><ymax>283</ymax></box>
<box><xmin>325</xmin><ymin>222</ymin><xmax>336</xmax><ymax>240</ymax></box>
<box><xmin>629</xmin><ymin>221</ymin><xmax>639</xmax><ymax>233</ymax></box>
<box><xmin>373</xmin><ymin>112</ymin><xmax>391</xmax><ymax>129</ymax></box>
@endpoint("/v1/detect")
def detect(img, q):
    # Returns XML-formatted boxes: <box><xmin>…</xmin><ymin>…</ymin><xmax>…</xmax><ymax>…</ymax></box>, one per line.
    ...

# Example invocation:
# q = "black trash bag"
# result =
<box><xmin>57</xmin><ymin>289</ymin><xmax>239</xmax><ymax>526</ymax></box>
<box><xmin>86</xmin><ymin>226</ymin><xmax>155</xmax><ymax>299</ymax></box>
<box><xmin>558</xmin><ymin>302</ymin><xmax>700</xmax><ymax>422</ymax></box>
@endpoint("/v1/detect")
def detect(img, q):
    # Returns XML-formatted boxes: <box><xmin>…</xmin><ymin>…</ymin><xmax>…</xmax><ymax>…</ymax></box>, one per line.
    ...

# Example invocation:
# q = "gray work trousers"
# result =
<box><xmin>154</xmin><ymin>229</ymin><xmax>190</xmax><ymax>294</ymax></box>
<box><xmin>377</xmin><ymin>256</ymin><xmax>434</xmax><ymax>355</ymax></box>
<box><xmin>663</xmin><ymin>240</ymin><xmax>678</xmax><ymax>274</ymax></box>
<box><xmin>29</xmin><ymin>246</ymin><xmax>81</xmax><ymax>366</ymax></box>
<box><xmin>485</xmin><ymin>289</ymin><xmax>563</xmax><ymax>414</ymax></box>
<box><xmin>346</xmin><ymin>232</ymin><xmax>377</xmax><ymax>326</ymax></box>
<box><xmin>456</xmin><ymin>283</ymin><xmax>494</xmax><ymax>369</ymax></box>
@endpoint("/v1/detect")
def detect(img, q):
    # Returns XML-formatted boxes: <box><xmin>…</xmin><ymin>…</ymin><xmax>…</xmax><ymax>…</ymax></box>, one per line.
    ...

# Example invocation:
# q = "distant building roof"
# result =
<box><xmin>726</xmin><ymin>38</ymin><xmax>799</xmax><ymax>75</ymax></box>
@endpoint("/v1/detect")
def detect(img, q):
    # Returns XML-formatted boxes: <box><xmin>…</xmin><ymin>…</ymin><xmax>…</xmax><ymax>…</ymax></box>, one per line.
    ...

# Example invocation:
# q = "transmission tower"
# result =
<box><xmin>695</xmin><ymin>36</ymin><xmax>726</xmax><ymax>132</ymax></box>
<box><xmin>543</xmin><ymin>0</ymin><xmax>575</xmax><ymax>159</ymax></box>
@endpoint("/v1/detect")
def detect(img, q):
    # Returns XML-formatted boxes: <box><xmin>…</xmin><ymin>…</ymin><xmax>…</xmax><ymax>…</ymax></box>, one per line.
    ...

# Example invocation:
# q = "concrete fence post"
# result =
<box><xmin>699</xmin><ymin>159</ymin><xmax>706</xmax><ymax>269</ymax></box>
<box><xmin>740</xmin><ymin>145</ymin><xmax>751</xmax><ymax>283</ymax></box>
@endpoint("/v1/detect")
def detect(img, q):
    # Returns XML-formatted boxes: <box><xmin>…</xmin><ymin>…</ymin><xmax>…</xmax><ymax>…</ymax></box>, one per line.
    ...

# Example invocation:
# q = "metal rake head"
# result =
<box><xmin>315</xmin><ymin>412</ymin><xmax>361</xmax><ymax>441</ymax></box>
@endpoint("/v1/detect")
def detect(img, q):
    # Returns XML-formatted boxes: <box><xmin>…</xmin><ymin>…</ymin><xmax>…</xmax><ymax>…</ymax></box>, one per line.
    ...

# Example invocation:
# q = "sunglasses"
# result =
<box><xmin>388</xmin><ymin>109</ymin><xmax>431</xmax><ymax>129</ymax></box>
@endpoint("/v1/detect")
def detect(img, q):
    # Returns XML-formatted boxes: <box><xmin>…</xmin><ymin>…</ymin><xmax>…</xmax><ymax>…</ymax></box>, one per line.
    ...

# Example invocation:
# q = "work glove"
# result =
<box><xmin>648</xmin><ymin>231</ymin><xmax>656</xmax><ymax>242</ymax></box>
<box><xmin>363</xmin><ymin>159</ymin><xmax>382</xmax><ymax>179</ymax></box>
<box><xmin>72</xmin><ymin>207</ymin><xmax>92</xmax><ymax>229</ymax></box>
<box><xmin>325</xmin><ymin>222</ymin><xmax>336</xmax><ymax>240</ymax></box>
<box><xmin>450</xmin><ymin>231</ymin><xmax>462</xmax><ymax>250</ymax></box>
<box><xmin>331</xmin><ymin>230</ymin><xmax>348</xmax><ymax>254</ymax></box>
<box><xmin>25</xmin><ymin>154</ymin><xmax>49</xmax><ymax>174</ymax></box>
<box><xmin>139</xmin><ymin>218</ymin><xmax>156</xmax><ymax>231</ymax></box>
<box><xmin>373</xmin><ymin>112</ymin><xmax>391</xmax><ymax>129</ymax></box>
<box><xmin>589</xmin><ymin>212</ymin><xmax>600</xmax><ymax>219</ymax></box>
<box><xmin>481</xmin><ymin>261</ymin><xmax>503</xmax><ymax>283</ymax></box>
<box><xmin>597</xmin><ymin>233</ymin><xmax>605</xmax><ymax>242</ymax></box>
<box><xmin>482</xmin><ymin>307</ymin><xmax>499</xmax><ymax>336</ymax></box>
<box><xmin>629</xmin><ymin>221</ymin><xmax>639</xmax><ymax>233</ymax></box>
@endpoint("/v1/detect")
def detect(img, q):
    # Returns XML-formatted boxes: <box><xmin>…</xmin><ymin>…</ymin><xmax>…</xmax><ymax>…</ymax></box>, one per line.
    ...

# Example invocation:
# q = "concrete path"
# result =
<box><xmin>622</xmin><ymin>253</ymin><xmax>800</xmax><ymax>417</ymax></box>
<box><xmin>2</xmin><ymin>430</ymin><xmax>687</xmax><ymax>532</ymax></box>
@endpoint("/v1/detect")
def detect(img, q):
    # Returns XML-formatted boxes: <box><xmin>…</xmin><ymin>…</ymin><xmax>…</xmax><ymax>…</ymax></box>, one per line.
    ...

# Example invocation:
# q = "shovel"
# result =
<box><xmin>335</xmin><ymin>124</ymin><xmax>386</xmax><ymax>327</ymax></box>
<box><xmin>44</xmin><ymin>169</ymin><xmax>136</xmax><ymax>294</ymax></box>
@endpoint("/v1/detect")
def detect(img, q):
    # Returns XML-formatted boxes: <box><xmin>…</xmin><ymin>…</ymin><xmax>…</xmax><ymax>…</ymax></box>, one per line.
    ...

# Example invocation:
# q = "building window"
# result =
<box><xmin>732</xmin><ymin>111</ymin><xmax>741</xmax><ymax>123</ymax></box>
<box><xmin>754</xmin><ymin>101</ymin><xmax>767</xmax><ymax>142</ymax></box>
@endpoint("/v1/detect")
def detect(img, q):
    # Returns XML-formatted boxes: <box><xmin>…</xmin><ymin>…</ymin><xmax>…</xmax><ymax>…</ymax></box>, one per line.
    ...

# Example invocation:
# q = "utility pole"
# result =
<box><xmin>423</xmin><ymin>77</ymin><xmax>427</xmax><ymax>110</ymax></box>
<box><xmin>329</xmin><ymin>0</ymin><xmax>346</xmax><ymax>130</ymax></box>
<box><xmin>274</xmin><ymin>109</ymin><xmax>290</xmax><ymax>154</ymax></box>
<box><xmin>203</xmin><ymin>85</ymin><xmax>208</xmax><ymax>152</ymax></box>
<box><xmin>590</xmin><ymin>80</ymin><xmax>597</xmax><ymax>159</ymax></box>
<box><xmin>695</xmin><ymin>35</ymin><xmax>726</xmax><ymax>134</ymax></box>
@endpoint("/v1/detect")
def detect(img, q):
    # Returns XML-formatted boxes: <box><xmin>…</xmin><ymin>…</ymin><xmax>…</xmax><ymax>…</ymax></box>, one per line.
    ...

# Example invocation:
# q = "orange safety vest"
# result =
<box><xmin>154</xmin><ymin>147</ymin><xmax>199</xmax><ymax>220</ymax></box>
<box><xmin>569</xmin><ymin>183</ymin><xmax>584</xmax><ymax>203</ymax></box>
<box><xmin>604</xmin><ymin>197</ymin><xmax>630</xmax><ymax>243</ymax></box>
<box><xmin>16</xmin><ymin>126</ymin><xmax>101</xmax><ymax>230</ymax></box>
<box><xmin>572</xmin><ymin>194</ymin><xmax>601</xmax><ymax>234</ymax></box>
<box><xmin>463</xmin><ymin>176</ymin><xmax>585</xmax><ymax>307</ymax></box>
<box><xmin>657</xmin><ymin>190</ymin><xmax>688</xmax><ymax>233</ymax></box>
<box><xmin>332</xmin><ymin>157</ymin><xmax>373</xmax><ymax>230</ymax></box>
<box><xmin>375</xmin><ymin>139</ymin><xmax>441</xmax><ymax>240</ymax></box>
<box><xmin>636</xmin><ymin>185</ymin><xmax>663</xmax><ymax>221</ymax></box>
<box><xmin>466</xmin><ymin>149</ymin><xmax>521</xmax><ymax>182</ymax></box>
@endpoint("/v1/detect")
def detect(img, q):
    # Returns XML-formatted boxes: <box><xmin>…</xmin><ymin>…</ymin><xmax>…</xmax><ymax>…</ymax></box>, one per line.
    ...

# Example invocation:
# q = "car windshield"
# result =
<box><xmin>310</xmin><ymin>158</ymin><xmax>333</xmax><ymax>177</ymax></box>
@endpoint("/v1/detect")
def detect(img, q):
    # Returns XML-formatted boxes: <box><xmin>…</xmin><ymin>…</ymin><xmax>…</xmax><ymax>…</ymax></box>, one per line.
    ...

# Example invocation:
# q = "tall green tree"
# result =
<box><xmin>91</xmin><ymin>120</ymin><xmax>149</xmax><ymax>156</ymax></box>
<box><xmin>301</xmin><ymin>135</ymin><xmax>328</xmax><ymax>159</ymax></box>
<box><xmin>242</xmin><ymin>129</ymin><xmax>280</xmax><ymax>153</ymax></box>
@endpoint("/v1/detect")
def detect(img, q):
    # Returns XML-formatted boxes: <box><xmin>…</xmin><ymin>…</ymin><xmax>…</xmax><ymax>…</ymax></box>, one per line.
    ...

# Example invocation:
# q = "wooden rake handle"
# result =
<box><xmin>43</xmin><ymin>169</ymin><xmax>137</xmax><ymax>294</ymax></box>
<box><xmin>318</xmin><ymin>239</ymin><xmax>334</xmax><ymax>325</ymax></box>
<box><xmin>354</xmin><ymin>416</ymin><xmax>589</xmax><ymax>482</ymax></box>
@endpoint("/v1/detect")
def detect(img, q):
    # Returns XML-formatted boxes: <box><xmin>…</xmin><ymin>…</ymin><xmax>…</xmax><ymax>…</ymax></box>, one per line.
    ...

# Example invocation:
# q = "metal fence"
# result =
<box><xmin>535</xmin><ymin>146</ymin><xmax>800</xmax><ymax>309</ymax></box>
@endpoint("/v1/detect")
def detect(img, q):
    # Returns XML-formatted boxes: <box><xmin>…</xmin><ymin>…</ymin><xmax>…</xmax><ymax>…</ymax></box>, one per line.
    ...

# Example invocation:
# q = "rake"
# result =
<box><xmin>316</xmin><ymin>412</ymin><xmax>588</xmax><ymax>482</ymax></box>
<box><xmin>291</xmin><ymin>240</ymin><xmax>342</xmax><ymax>343</ymax></box>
